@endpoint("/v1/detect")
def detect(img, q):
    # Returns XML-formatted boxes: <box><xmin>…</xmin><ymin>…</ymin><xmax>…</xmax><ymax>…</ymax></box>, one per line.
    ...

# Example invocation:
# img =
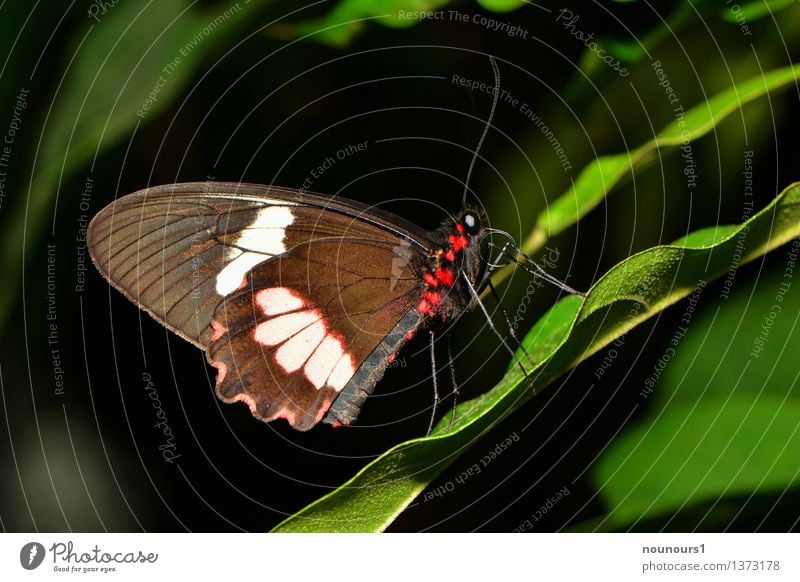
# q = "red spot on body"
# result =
<box><xmin>237</xmin><ymin>278</ymin><xmax>248</xmax><ymax>290</ymax></box>
<box><xmin>444</xmin><ymin>249</ymin><xmax>455</xmax><ymax>262</ymax></box>
<box><xmin>417</xmin><ymin>299</ymin><xmax>433</xmax><ymax>315</ymax></box>
<box><xmin>424</xmin><ymin>290</ymin><xmax>442</xmax><ymax>306</ymax></box>
<box><xmin>210</xmin><ymin>319</ymin><xmax>228</xmax><ymax>341</ymax></box>
<box><xmin>212</xmin><ymin>361</ymin><xmax>228</xmax><ymax>383</ymax></box>
<box><xmin>423</xmin><ymin>272</ymin><xmax>439</xmax><ymax>287</ymax></box>
<box><xmin>405</xmin><ymin>331</ymin><xmax>415</xmax><ymax>341</ymax></box>
<box><xmin>435</xmin><ymin>267</ymin><xmax>455</xmax><ymax>287</ymax></box>
<box><xmin>456</xmin><ymin>223</ymin><xmax>465</xmax><ymax>234</ymax></box>
<box><xmin>332</xmin><ymin>420</ymin><xmax>350</xmax><ymax>428</ymax></box>
<box><xmin>448</xmin><ymin>234</ymin><xmax>468</xmax><ymax>252</ymax></box>
<box><xmin>388</xmin><ymin>353</ymin><xmax>396</xmax><ymax>363</ymax></box>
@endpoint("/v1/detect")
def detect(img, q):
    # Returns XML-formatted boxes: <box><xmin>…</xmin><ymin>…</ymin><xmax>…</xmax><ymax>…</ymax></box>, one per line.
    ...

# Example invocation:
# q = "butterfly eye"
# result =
<box><xmin>461</xmin><ymin>212</ymin><xmax>481</xmax><ymax>236</ymax></box>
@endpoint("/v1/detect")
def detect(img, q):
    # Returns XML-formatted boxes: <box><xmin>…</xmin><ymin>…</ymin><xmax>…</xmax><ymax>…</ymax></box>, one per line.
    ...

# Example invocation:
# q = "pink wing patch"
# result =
<box><xmin>208</xmin><ymin>284</ymin><xmax>362</xmax><ymax>430</ymax></box>
<box><xmin>275</xmin><ymin>319</ymin><xmax>327</xmax><ymax>373</ymax></box>
<box><xmin>304</xmin><ymin>336</ymin><xmax>346</xmax><ymax>389</ymax></box>
<box><xmin>211</xmin><ymin>360</ymin><xmax>228</xmax><ymax>383</ymax></box>
<box><xmin>253</xmin><ymin>310</ymin><xmax>320</xmax><ymax>346</ymax></box>
<box><xmin>232</xmin><ymin>392</ymin><xmax>258</xmax><ymax>414</ymax></box>
<box><xmin>210</xmin><ymin>320</ymin><xmax>228</xmax><ymax>341</ymax></box>
<box><xmin>251</xmin><ymin>287</ymin><xmax>356</xmax><ymax>392</ymax></box>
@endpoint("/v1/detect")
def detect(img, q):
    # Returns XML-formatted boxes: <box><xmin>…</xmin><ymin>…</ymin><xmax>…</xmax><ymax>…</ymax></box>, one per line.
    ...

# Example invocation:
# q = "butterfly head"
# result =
<box><xmin>456</xmin><ymin>208</ymin><xmax>492</xmax><ymax>294</ymax></box>
<box><xmin>460</xmin><ymin>210</ymin><xmax>481</xmax><ymax>236</ymax></box>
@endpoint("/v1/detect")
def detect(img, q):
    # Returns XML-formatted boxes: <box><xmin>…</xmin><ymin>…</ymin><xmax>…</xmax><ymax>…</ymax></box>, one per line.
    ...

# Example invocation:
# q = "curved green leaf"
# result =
<box><xmin>591</xmin><ymin>246</ymin><xmax>800</xmax><ymax>529</ymax></box>
<box><xmin>527</xmin><ymin>64</ymin><xmax>800</xmax><ymax>254</ymax></box>
<box><xmin>720</xmin><ymin>0</ymin><xmax>796</xmax><ymax>22</ymax></box>
<box><xmin>476</xmin><ymin>0</ymin><xmax>526</xmax><ymax>12</ymax></box>
<box><xmin>593</xmin><ymin>397</ymin><xmax>800</xmax><ymax>530</ymax></box>
<box><xmin>273</xmin><ymin>182</ymin><xmax>800</xmax><ymax>532</ymax></box>
<box><xmin>270</xmin><ymin>0</ymin><xmax>526</xmax><ymax>47</ymax></box>
<box><xmin>658</xmin><ymin>264</ymin><xmax>800</xmax><ymax>407</ymax></box>
<box><xmin>271</xmin><ymin>1</ymin><xmax>453</xmax><ymax>47</ymax></box>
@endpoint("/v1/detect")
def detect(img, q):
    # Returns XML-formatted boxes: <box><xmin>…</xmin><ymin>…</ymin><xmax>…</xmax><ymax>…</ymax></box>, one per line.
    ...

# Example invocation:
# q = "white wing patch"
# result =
<box><xmin>215</xmin><ymin>253</ymin><xmax>267</xmax><ymax>295</ymax></box>
<box><xmin>215</xmin><ymin>206</ymin><xmax>294</xmax><ymax>296</ymax></box>
<box><xmin>253</xmin><ymin>310</ymin><xmax>321</xmax><ymax>346</ymax></box>
<box><xmin>276</xmin><ymin>320</ymin><xmax>327</xmax><ymax>373</ymax></box>
<box><xmin>304</xmin><ymin>336</ymin><xmax>345</xmax><ymax>389</ymax></box>
<box><xmin>252</xmin><ymin>287</ymin><xmax>356</xmax><ymax>392</ymax></box>
<box><xmin>255</xmin><ymin>286</ymin><xmax>304</xmax><ymax>315</ymax></box>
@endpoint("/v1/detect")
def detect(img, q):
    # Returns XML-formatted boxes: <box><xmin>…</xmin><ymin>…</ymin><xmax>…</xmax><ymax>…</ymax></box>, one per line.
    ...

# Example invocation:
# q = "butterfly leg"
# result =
<box><xmin>447</xmin><ymin>334</ymin><xmax>459</xmax><ymax>428</ymax></box>
<box><xmin>500</xmin><ymin>246</ymin><xmax>585</xmax><ymax>297</ymax></box>
<box><xmin>486</xmin><ymin>279</ymin><xmax>535</xmax><ymax>367</ymax></box>
<box><xmin>486</xmin><ymin>240</ymin><xmax>514</xmax><ymax>270</ymax></box>
<box><xmin>427</xmin><ymin>330</ymin><xmax>440</xmax><ymax>436</ymax></box>
<box><xmin>461</xmin><ymin>272</ymin><xmax>529</xmax><ymax>378</ymax></box>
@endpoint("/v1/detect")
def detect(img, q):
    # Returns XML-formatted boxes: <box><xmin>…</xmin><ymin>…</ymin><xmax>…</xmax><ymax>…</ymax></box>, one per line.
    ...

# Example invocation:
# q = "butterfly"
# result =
<box><xmin>86</xmin><ymin>58</ymin><xmax>578</xmax><ymax>432</ymax></box>
<box><xmin>87</xmin><ymin>181</ymin><xmax>499</xmax><ymax>431</ymax></box>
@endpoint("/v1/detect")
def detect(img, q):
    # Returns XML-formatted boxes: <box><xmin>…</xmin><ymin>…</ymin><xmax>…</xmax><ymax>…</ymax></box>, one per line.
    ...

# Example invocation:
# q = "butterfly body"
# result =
<box><xmin>88</xmin><ymin>182</ymin><xmax>488</xmax><ymax>431</ymax></box>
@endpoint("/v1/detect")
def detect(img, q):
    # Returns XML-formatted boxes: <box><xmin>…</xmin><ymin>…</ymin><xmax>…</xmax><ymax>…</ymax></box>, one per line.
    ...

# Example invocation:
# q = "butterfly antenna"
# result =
<box><xmin>462</xmin><ymin>56</ymin><xmax>500</xmax><ymax>207</ymax></box>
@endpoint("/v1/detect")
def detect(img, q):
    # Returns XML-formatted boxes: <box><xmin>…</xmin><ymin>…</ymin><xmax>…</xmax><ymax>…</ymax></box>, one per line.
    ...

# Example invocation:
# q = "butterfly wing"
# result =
<box><xmin>208</xmin><ymin>239</ymin><xmax>424</xmax><ymax>430</ymax></box>
<box><xmin>88</xmin><ymin>181</ymin><xmax>431</xmax><ymax>430</ymax></box>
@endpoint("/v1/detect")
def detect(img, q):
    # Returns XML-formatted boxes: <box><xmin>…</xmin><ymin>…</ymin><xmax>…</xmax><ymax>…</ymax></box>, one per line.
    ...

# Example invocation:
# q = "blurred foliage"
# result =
<box><xmin>719</xmin><ymin>0</ymin><xmax>797</xmax><ymax>22</ymax></box>
<box><xmin>0</xmin><ymin>0</ymin><xmax>272</xmax><ymax>332</ymax></box>
<box><xmin>593</xmin><ymin>253</ymin><xmax>800</xmax><ymax>530</ymax></box>
<box><xmin>1</xmin><ymin>0</ymin><xmax>799</xmax><ymax>532</ymax></box>
<box><xmin>267</xmin><ymin>0</ymin><xmax>527</xmax><ymax>46</ymax></box>
<box><xmin>526</xmin><ymin>64</ymin><xmax>800</xmax><ymax>255</ymax></box>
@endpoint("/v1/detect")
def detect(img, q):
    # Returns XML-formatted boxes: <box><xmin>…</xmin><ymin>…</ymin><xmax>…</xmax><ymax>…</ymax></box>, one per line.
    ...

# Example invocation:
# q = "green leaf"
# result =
<box><xmin>528</xmin><ymin>64</ymin><xmax>800</xmax><ymax>253</ymax></box>
<box><xmin>273</xmin><ymin>182</ymin><xmax>800</xmax><ymax>532</ymax></box>
<box><xmin>476</xmin><ymin>0</ymin><xmax>526</xmax><ymax>12</ymax></box>
<box><xmin>270</xmin><ymin>0</ymin><xmax>526</xmax><ymax>47</ymax></box>
<box><xmin>720</xmin><ymin>0</ymin><xmax>796</xmax><ymax>23</ymax></box>
<box><xmin>658</xmin><ymin>261</ymin><xmax>800</xmax><ymax>408</ymax></box>
<box><xmin>590</xmin><ymin>240</ymin><xmax>800</xmax><ymax>529</ymax></box>
<box><xmin>593</xmin><ymin>397</ymin><xmax>800</xmax><ymax>530</ymax></box>
<box><xmin>0</xmin><ymin>0</ymin><xmax>256</xmax><ymax>329</ymax></box>
<box><xmin>274</xmin><ymin>0</ymin><xmax>452</xmax><ymax>47</ymax></box>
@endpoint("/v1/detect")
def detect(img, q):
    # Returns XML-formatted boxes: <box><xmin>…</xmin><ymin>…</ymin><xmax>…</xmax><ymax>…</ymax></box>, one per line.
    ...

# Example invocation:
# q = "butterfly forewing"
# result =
<box><xmin>88</xmin><ymin>182</ymin><xmax>432</xmax><ymax>430</ymax></box>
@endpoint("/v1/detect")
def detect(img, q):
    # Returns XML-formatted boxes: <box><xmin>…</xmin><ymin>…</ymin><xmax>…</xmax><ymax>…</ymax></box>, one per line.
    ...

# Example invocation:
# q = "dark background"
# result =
<box><xmin>1</xmin><ymin>0</ymin><xmax>799</xmax><ymax>532</ymax></box>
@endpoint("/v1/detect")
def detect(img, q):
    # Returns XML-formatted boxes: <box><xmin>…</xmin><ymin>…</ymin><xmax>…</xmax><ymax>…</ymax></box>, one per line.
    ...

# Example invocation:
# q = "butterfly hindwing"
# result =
<box><xmin>209</xmin><ymin>240</ymin><xmax>423</xmax><ymax>429</ymax></box>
